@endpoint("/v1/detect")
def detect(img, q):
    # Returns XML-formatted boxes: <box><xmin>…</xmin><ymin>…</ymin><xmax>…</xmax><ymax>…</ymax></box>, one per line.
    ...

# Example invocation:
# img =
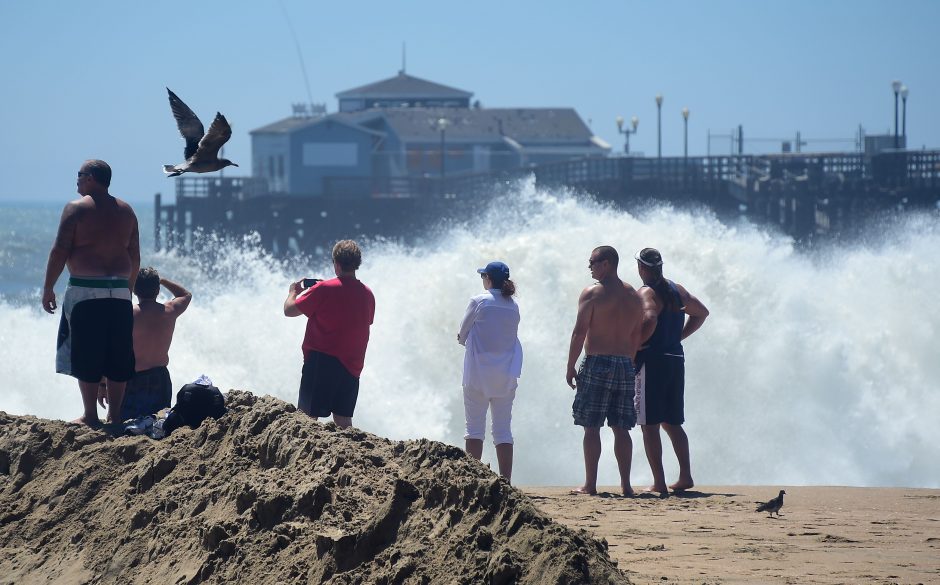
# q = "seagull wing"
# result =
<box><xmin>167</xmin><ymin>88</ymin><xmax>205</xmax><ymax>160</ymax></box>
<box><xmin>190</xmin><ymin>113</ymin><xmax>232</xmax><ymax>163</ymax></box>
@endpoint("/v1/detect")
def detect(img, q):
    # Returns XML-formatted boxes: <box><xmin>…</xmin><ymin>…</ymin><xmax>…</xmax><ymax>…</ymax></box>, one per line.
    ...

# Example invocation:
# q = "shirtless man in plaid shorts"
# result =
<box><xmin>566</xmin><ymin>245</ymin><xmax>648</xmax><ymax>496</ymax></box>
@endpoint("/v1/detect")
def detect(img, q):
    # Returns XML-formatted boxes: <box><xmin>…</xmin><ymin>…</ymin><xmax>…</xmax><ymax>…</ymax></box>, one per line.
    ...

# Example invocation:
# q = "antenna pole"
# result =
<box><xmin>278</xmin><ymin>0</ymin><xmax>315</xmax><ymax>108</ymax></box>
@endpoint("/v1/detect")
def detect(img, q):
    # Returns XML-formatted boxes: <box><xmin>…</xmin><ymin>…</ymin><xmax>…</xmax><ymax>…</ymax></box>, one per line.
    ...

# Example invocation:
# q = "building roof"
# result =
<box><xmin>349</xmin><ymin>107</ymin><xmax>598</xmax><ymax>145</ymax></box>
<box><xmin>250</xmin><ymin>116</ymin><xmax>321</xmax><ymax>134</ymax></box>
<box><xmin>251</xmin><ymin>107</ymin><xmax>606</xmax><ymax>152</ymax></box>
<box><xmin>250</xmin><ymin>115</ymin><xmax>384</xmax><ymax>137</ymax></box>
<box><xmin>336</xmin><ymin>71</ymin><xmax>473</xmax><ymax>100</ymax></box>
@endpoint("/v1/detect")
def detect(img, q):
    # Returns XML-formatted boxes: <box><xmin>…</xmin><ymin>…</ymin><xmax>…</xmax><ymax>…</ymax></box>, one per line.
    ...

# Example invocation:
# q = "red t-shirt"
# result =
<box><xmin>295</xmin><ymin>276</ymin><xmax>375</xmax><ymax>377</ymax></box>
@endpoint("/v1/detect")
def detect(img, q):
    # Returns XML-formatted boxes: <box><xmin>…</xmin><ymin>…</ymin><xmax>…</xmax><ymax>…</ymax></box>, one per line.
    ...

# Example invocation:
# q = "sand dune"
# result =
<box><xmin>0</xmin><ymin>391</ymin><xmax>626</xmax><ymax>584</ymax></box>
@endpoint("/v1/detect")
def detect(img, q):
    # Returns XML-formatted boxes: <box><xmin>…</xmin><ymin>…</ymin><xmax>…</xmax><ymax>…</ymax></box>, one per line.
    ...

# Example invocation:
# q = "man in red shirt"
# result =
<box><xmin>283</xmin><ymin>240</ymin><xmax>375</xmax><ymax>428</ymax></box>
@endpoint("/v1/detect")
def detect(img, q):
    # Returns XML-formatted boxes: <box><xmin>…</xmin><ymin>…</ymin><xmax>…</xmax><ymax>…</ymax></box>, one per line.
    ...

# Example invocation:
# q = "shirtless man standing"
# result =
<box><xmin>42</xmin><ymin>160</ymin><xmax>140</xmax><ymax>426</ymax></box>
<box><xmin>116</xmin><ymin>267</ymin><xmax>191</xmax><ymax>421</ymax></box>
<box><xmin>566</xmin><ymin>246</ymin><xmax>646</xmax><ymax>496</ymax></box>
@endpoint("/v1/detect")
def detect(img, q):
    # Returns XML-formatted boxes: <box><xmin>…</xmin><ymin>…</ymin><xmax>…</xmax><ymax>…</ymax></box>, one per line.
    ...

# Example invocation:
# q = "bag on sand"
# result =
<box><xmin>163</xmin><ymin>382</ymin><xmax>226</xmax><ymax>436</ymax></box>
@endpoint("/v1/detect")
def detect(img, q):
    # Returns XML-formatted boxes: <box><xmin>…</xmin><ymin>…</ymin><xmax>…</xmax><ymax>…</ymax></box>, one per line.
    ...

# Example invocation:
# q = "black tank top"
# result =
<box><xmin>641</xmin><ymin>279</ymin><xmax>685</xmax><ymax>357</ymax></box>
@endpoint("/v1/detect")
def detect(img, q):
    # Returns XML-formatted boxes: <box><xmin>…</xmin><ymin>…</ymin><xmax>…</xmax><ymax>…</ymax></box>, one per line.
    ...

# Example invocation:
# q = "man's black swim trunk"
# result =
<box><xmin>298</xmin><ymin>350</ymin><xmax>359</xmax><ymax>418</ymax></box>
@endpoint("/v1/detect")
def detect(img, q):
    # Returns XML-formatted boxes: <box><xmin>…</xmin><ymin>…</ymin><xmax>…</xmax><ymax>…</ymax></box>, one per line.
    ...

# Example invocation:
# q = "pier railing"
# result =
<box><xmin>170</xmin><ymin>150</ymin><xmax>940</xmax><ymax>205</ymax></box>
<box><xmin>317</xmin><ymin>170</ymin><xmax>529</xmax><ymax>199</ymax></box>
<box><xmin>174</xmin><ymin>176</ymin><xmax>269</xmax><ymax>200</ymax></box>
<box><xmin>534</xmin><ymin>150</ymin><xmax>940</xmax><ymax>194</ymax></box>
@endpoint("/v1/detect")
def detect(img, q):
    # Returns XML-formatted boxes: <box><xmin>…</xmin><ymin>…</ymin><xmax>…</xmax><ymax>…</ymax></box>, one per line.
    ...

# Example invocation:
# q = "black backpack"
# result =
<box><xmin>163</xmin><ymin>383</ymin><xmax>226</xmax><ymax>436</ymax></box>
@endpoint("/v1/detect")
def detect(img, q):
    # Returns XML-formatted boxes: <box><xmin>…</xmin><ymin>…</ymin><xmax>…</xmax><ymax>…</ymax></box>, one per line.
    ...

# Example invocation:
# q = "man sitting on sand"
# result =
<box><xmin>566</xmin><ymin>246</ymin><xmax>646</xmax><ymax>496</ymax></box>
<box><xmin>42</xmin><ymin>159</ymin><xmax>140</xmax><ymax>426</ymax></box>
<box><xmin>111</xmin><ymin>268</ymin><xmax>191</xmax><ymax>421</ymax></box>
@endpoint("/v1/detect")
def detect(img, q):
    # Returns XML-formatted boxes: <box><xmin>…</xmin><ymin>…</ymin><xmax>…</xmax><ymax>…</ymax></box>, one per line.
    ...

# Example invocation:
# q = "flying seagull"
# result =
<box><xmin>755</xmin><ymin>489</ymin><xmax>786</xmax><ymax>517</ymax></box>
<box><xmin>163</xmin><ymin>88</ymin><xmax>238</xmax><ymax>177</ymax></box>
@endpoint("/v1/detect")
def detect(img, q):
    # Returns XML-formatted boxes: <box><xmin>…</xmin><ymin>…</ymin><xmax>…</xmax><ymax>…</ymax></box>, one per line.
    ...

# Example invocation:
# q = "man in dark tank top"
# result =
<box><xmin>635</xmin><ymin>248</ymin><xmax>709</xmax><ymax>496</ymax></box>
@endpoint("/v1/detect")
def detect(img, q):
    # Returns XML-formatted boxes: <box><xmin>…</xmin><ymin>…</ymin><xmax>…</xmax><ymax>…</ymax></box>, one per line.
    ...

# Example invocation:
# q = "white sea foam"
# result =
<box><xmin>2</xmin><ymin>181</ymin><xmax>938</xmax><ymax>487</ymax></box>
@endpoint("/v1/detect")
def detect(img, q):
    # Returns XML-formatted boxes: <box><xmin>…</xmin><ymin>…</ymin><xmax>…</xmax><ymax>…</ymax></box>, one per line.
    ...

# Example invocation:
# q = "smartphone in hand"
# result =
<box><xmin>302</xmin><ymin>278</ymin><xmax>322</xmax><ymax>289</ymax></box>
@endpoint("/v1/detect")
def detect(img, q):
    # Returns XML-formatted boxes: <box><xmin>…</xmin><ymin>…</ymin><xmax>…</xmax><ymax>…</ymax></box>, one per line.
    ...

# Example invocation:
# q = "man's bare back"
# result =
<box><xmin>65</xmin><ymin>195</ymin><xmax>138</xmax><ymax>278</ymax></box>
<box><xmin>43</xmin><ymin>161</ymin><xmax>139</xmax><ymax>313</ymax></box>
<box><xmin>133</xmin><ymin>303</ymin><xmax>181</xmax><ymax>371</ymax></box>
<box><xmin>132</xmin><ymin>274</ymin><xmax>191</xmax><ymax>371</ymax></box>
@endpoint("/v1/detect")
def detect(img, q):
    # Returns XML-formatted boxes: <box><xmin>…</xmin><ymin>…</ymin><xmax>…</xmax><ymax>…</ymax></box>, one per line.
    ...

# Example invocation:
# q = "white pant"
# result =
<box><xmin>463</xmin><ymin>383</ymin><xmax>516</xmax><ymax>445</ymax></box>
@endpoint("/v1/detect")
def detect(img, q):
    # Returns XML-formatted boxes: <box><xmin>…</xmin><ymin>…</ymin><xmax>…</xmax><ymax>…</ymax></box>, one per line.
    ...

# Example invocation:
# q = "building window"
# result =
<box><xmin>302</xmin><ymin>143</ymin><xmax>358</xmax><ymax>167</ymax></box>
<box><xmin>277</xmin><ymin>155</ymin><xmax>284</xmax><ymax>178</ymax></box>
<box><xmin>407</xmin><ymin>149</ymin><xmax>423</xmax><ymax>171</ymax></box>
<box><xmin>426</xmin><ymin>149</ymin><xmax>441</xmax><ymax>171</ymax></box>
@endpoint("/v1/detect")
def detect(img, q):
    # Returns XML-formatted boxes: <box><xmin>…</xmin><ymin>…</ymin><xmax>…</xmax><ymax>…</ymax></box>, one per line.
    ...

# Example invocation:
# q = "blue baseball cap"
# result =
<box><xmin>477</xmin><ymin>261</ymin><xmax>510</xmax><ymax>281</ymax></box>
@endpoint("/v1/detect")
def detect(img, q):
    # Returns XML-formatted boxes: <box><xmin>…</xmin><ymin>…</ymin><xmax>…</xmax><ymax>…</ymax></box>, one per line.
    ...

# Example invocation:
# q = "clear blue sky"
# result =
<box><xmin>1</xmin><ymin>0</ymin><xmax>937</xmax><ymax>202</ymax></box>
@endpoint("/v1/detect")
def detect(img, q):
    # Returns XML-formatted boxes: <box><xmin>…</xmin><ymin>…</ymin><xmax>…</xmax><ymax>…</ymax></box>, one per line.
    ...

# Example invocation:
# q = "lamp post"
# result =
<box><xmin>892</xmin><ymin>80</ymin><xmax>902</xmax><ymax>149</ymax></box>
<box><xmin>615</xmin><ymin>115</ymin><xmax>639</xmax><ymax>155</ymax></box>
<box><xmin>436</xmin><ymin>117</ymin><xmax>449</xmax><ymax>180</ymax></box>
<box><xmin>655</xmin><ymin>94</ymin><xmax>663</xmax><ymax>160</ymax></box>
<box><xmin>681</xmin><ymin>107</ymin><xmax>690</xmax><ymax>160</ymax></box>
<box><xmin>900</xmin><ymin>85</ymin><xmax>909</xmax><ymax>148</ymax></box>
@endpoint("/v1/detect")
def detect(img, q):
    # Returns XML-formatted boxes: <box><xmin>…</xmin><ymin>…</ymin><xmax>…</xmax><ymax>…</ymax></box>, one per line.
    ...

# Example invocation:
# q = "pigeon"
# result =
<box><xmin>755</xmin><ymin>489</ymin><xmax>786</xmax><ymax>517</ymax></box>
<box><xmin>163</xmin><ymin>88</ymin><xmax>238</xmax><ymax>177</ymax></box>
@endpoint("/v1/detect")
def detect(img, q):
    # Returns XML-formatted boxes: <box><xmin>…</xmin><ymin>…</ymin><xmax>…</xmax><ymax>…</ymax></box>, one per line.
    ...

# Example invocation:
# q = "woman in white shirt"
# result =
<box><xmin>457</xmin><ymin>261</ymin><xmax>523</xmax><ymax>481</ymax></box>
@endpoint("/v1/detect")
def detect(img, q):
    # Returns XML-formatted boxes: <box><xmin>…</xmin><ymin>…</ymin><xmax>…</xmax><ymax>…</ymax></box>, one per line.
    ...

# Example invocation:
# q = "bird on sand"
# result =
<box><xmin>163</xmin><ymin>88</ymin><xmax>238</xmax><ymax>177</ymax></box>
<box><xmin>756</xmin><ymin>489</ymin><xmax>786</xmax><ymax>517</ymax></box>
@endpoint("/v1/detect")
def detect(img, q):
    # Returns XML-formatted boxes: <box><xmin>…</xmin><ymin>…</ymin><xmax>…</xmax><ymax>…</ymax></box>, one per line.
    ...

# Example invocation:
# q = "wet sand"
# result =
<box><xmin>522</xmin><ymin>485</ymin><xmax>940</xmax><ymax>584</ymax></box>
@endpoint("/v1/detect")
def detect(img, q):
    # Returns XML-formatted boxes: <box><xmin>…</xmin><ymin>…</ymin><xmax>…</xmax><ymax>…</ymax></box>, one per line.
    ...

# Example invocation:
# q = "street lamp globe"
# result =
<box><xmin>892</xmin><ymin>80</ymin><xmax>902</xmax><ymax>93</ymax></box>
<box><xmin>900</xmin><ymin>85</ymin><xmax>909</xmax><ymax>99</ymax></box>
<box><xmin>631</xmin><ymin>116</ymin><xmax>638</xmax><ymax>130</ymax></box>
<box><xmin>682</xmin><ymin>107</ymin><xmax>689</xmax><ymax>120</ymax></box>
<box><xmin>655</xmin><ymin>94</ymin><xmax>663</xmax><ymax>107</ymax></box>
<box><xmin>616</xmin><ymin>116</ymin><xmax>624</xmax><ymax>131</ymax></box>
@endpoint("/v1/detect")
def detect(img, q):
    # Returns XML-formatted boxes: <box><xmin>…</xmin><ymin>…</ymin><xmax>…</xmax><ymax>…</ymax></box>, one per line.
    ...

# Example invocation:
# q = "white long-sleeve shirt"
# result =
<box><xmin>457</xmin><ymin>289</ymin><xmax>523</xmax><ymax>394</ymax></box>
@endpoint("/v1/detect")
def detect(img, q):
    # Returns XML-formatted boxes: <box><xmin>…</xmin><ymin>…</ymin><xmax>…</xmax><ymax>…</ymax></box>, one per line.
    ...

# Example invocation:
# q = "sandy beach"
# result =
<box><xmin>2</xmin><ymin>392</ymin><xmax>938</xmax><ymax>584</ymax></box>
<box><xmin>523</xmin><ymin>485</ymin><xmax>940</xmax><ymax>584</ymax></box>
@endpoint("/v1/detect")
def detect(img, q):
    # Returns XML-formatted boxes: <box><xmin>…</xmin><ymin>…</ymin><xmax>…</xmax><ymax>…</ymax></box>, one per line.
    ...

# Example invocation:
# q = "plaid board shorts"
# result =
<box><xmin>572</xmin><ymin>355</ymin><xmax>636</xmax><ymax>429</ymax></box>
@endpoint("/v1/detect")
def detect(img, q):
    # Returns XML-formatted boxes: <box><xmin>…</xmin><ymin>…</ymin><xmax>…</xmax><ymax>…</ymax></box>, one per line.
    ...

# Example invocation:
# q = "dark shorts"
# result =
<box><xmin>120</xmin><ymin>366</ymin><xmax>173</xmax><ymax>421</ymax></box>
<box><xmin>298</xmin><ymin>350</ymin><xmax>359</xmax><ymax>418</ymax></box>
<box><xmin>56</xmin><ymin>284</ymin><xmax>135</xmax><ymax>383</ymax></box>
<box><xmin>572</xmin><ymin>355</ymin><xmax>636</xmax><ymax>429</ymax></box>
<box><xmin>635</xmin><ymin>353</ymin><xmax>685</xmax><ymax>426</ymax></box>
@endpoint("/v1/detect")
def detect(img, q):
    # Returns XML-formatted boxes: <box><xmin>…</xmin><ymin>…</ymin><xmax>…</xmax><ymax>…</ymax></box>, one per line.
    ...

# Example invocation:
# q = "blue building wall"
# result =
<box><xmin>252</xmin><ymin>134</ymin><xmax>291</xmax><ymax>193</ymax></box>
<box><xmin>252</xmin><ymin>115</ymin><xmax>594</xmax><ymax>197</ymax></box>
<box><xmin>285</xmin><ymin>120</ymin><xmax>377</xmax><ymax>196</ymax></box>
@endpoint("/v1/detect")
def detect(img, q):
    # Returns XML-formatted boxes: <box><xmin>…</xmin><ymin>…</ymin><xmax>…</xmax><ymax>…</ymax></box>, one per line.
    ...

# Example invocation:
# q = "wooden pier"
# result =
<box><xmin>155</xmin><ymin>150</ymin><xmax>940</xmax><ymax>254</ymax></box>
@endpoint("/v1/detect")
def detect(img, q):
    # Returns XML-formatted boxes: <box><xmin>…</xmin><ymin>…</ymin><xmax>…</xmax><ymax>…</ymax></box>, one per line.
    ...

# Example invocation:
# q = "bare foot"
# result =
<box><xmin>622</xmin><ymin>486</ymin><xmax>636</xmax><ymax>497</ymax></box>
<box><xmin>569</xmin><ymin>486</ymin><xmax>597</xmax><ymax>496</ymax></box>
<box><xmin>645</xmin><ymin>485</ymin><xmax>669</xmax><ymax>497</ymax></box>
<box><xmin>71</xmin><ymin>415</ymin><xmax>102</xmax><ymax>428</ymax></box>
<box><xmin>670</xmin><ymin>479</ymin><xmax>694</xmax><ymax>492</ymax></box>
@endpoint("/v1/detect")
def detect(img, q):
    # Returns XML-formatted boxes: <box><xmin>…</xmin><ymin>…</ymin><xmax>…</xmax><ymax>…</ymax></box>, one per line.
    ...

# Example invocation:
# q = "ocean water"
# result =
<box><xmin>1</xmin><ymin>184</ymin><xmax>938</xmax><ymax>488</ymax></box>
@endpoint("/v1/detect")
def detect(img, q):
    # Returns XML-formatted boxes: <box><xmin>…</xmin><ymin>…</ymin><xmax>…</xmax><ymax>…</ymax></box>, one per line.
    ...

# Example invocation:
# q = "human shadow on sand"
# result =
<box><xmin>671</xmin><ymin>490</ymin><xmax>739</xmax><ymax>499</ymax></box>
